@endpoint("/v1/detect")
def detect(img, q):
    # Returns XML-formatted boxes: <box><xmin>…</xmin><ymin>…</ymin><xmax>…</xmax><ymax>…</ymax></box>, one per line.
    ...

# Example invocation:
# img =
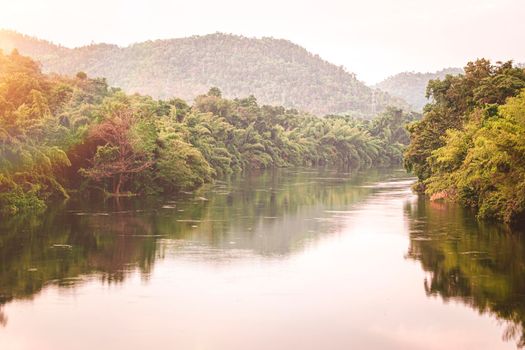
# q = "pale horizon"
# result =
<box><xmin>1</xmin><ymin>0</ymin><xmax>524</xmax><ymax>84</ymax></box>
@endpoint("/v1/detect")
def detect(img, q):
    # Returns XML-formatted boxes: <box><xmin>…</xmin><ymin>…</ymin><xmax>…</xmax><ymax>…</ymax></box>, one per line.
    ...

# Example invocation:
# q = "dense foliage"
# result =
<box><xmin>0</xmin><ymin>50</ymin><xmax>110</xmax><ymax>214</ymax></box>
<box><xmin>404</xmin><ymin>59</ymin><xmax>525</xmax><ymax>224</ymax></box>
<box><xmin>0</xmin><ymin>51</ymin><xmax>416</xmax><ymax>215</ymax></box>
<box><xmin>375</xmin><ymin>67</ymin><xmax>463</xmax><ymax>111</ymax></box>
<box><xmin>0</xmin><ymin>30</ymin><xmax>408</xmax><ymax>117</ymax></box>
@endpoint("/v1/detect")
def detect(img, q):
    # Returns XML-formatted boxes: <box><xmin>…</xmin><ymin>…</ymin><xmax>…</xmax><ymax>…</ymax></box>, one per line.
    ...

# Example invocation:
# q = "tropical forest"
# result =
<box><xmin>1</xmin><ymin>2</ymin><xmax>525</xmax><ymax>348</ymax></box>
<box><xmin>0</xmin><ymin>49</ymin><xmax>416</xmax><ymax>214</ymax></box>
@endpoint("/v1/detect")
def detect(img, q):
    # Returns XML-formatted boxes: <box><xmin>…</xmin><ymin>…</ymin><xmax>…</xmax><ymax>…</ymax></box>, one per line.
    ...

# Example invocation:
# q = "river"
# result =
<box><xmin>0</xmin><ymin>168</ymin><xmax>524</xmax><ymax>349</ymax></box>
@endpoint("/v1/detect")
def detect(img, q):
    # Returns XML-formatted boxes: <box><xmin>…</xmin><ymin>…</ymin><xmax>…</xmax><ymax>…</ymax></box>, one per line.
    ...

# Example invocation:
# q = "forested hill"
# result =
<box><xmin>375</xmin><ymin>68</ymin><xmax>463</xmax><ymax>111</ymax></box>
<box><xmin>0</xmin><ymin>29</ymin><xmax>408</xmax><ymax>117</ymax></box>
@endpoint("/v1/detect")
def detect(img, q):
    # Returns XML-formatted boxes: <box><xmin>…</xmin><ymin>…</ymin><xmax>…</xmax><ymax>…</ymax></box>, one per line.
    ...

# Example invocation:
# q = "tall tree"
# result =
<box><xmin>80</xmin><ymin>109</ymin><xmax>153</xmax><ymax>195</ymax></box>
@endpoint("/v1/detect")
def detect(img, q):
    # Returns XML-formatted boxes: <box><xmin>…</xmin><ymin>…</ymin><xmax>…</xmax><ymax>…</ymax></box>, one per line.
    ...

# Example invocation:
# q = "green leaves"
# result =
<box><xmin>406</xmin><ymin>60</ymin><xmax>525</xmax><ymax>185</ymax></box>
<box><xmin>423</xmin><ymin>90</ymin><xmax>525</xmax><ymax>224</ymax></box>
<box><xmin>0</xmin><ymin>50</ymin><xmax>414</xmax><ymax>215</ymax></box>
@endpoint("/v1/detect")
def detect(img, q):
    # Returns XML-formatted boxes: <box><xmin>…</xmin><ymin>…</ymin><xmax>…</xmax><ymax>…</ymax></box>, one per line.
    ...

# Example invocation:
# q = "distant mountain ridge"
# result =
<box><xmin>375</xmin><ymin>68</ymin><xmax>464</xmax><ymax>111</ymax></box>
<box><xmin>0</xmin><ymin>29</ymin><xmax>408</xmax><ymax>117</ymax></box>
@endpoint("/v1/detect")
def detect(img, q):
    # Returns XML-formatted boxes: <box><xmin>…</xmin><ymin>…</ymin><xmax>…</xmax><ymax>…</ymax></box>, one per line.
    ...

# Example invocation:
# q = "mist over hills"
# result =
<box><xmin>0</xmin><ymin>29</ymin><xmax>408</xmax><ymax>117</ymax></box>
<box><xmin>375</xmin><ymin>68</ymin><xmax>464</xmax><ymax>111</ymax></box>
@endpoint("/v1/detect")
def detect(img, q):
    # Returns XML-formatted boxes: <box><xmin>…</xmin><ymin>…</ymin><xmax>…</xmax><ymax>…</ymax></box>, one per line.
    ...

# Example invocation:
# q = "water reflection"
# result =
<box><xmin>2</xmin><ymin>168</ymin><xmax>524</xmax><ymax>349</ymax></box>
<box><xmin>405</xmin><ymin>198</ymin><xmax>525</xmax><ymax>348</ymax></box>
<box><xmin>0</xmin><ymin>168</ymin><xmax>387</xmax><ymax>319</ymax></box>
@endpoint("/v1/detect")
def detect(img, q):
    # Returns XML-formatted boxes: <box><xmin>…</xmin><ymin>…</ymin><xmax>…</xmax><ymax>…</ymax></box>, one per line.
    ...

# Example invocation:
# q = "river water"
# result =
<box><xmin>0</xmin><ymin>168</ymin><xmax>524</xmax><ymax>349</ymax></box>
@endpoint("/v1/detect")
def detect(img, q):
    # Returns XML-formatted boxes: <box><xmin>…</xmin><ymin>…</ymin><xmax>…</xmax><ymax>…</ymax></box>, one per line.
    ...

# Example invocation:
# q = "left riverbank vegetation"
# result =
<box><xmin>0</xmin><ymin>50</ymin><xmax>418</xmax><ymax>215</ymax></box>
<box><xmin>404</xmin><ymin>59</ymin><xmax>525</xmax><ymax>225</ymax></box>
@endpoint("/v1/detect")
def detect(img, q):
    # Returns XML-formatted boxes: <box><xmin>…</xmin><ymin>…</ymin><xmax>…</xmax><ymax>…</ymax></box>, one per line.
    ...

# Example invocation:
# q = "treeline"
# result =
<box><xmin>0</xmin><ymin>50</ymin><xmax>417</xmax><ymax>215</ymax></box>
<box><xmin>0</xmin><ymin>30</ymin><xmax>408</xmax><ymax>117</ymax></box>
<box><xmin>404</xmin><ymin>59</ymin><xmax>525</xmax><ymax>224</ymax></box>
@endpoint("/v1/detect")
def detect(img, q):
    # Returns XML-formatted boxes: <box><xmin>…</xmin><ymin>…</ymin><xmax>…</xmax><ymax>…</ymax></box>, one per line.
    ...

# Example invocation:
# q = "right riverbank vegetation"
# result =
<box><xmin>404</xmin><ymin>59</ymin><xmax>525</xmax><ymax>225</ymax></box>
<box><xmin>0</xmin><ymin>50</ymin><xmax>417</xmax><ymax>215</ymax></box>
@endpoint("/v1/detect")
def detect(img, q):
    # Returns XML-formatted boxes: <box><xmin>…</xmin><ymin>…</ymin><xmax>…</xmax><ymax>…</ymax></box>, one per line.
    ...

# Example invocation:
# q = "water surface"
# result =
<box><xmin>0</xmin><ymin>168</ymin><xmax>524</xmax><ymax>349</ymax></box>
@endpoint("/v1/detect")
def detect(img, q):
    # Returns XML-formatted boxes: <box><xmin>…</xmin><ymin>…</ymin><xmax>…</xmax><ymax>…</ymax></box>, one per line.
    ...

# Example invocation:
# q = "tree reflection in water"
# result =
<box><xmin>405</xmin><ymin>198</ymin><xmax>525</xmax><ymax>348</ymax></box>
<box><xmin>0</xmin><ymin>168</ymin><xmax>380</xmax><ymax>326</ymax></box>
<box><xmin>0</xmin><ymin>306</ymin><xmax>6</xmax><ymax>327</ymax></box>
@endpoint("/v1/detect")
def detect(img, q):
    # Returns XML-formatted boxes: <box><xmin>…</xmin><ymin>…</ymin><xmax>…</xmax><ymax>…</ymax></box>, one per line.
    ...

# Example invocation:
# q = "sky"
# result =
<box><xmin>0</xmin><ymin>0</ymin><xmax>524</xmax><ymax>84</ymax></box>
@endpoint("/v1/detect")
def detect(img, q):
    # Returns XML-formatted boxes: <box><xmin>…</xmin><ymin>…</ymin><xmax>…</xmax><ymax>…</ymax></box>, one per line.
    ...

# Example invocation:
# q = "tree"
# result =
<box><xmin>80</xmin><ymin>109</ymin><xmax>153</xmax><ymax>195</ymax></box>
<box><xmin>76</xmin><ymin>71</ymin><xmax>87</xmax><ymax>80</ymax></box>
<box><xmin>405</xmin><ymin>60</ymin><xmax>525</xmax><ymax>183</ymax></box>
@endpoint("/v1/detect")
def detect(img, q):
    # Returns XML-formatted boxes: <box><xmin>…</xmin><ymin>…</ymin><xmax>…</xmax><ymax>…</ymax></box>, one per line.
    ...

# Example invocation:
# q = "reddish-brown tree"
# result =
<box><xmin>81</xmin><ymin>109</ymin><xmax>153</xmax><ymax>195</ymax></box>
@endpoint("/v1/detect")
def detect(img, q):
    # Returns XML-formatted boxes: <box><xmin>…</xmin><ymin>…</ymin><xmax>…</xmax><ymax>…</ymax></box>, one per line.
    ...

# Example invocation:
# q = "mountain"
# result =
<box><xmin>375</xmin><ymin>68</ymin><xmax>463</xmax><ymax>111</ymax></box>
<box><xmin>0</xmin><ymin>29</ymin><xmax>408</xmax><ymax>117</ymax></box>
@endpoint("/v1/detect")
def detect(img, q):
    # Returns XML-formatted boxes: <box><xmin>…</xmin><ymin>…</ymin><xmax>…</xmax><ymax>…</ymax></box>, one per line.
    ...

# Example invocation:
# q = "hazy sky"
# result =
<box><xmin>1</xmin><ymin>0</ymin><xmax>524</xmax><ymax>84</ymax></box>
